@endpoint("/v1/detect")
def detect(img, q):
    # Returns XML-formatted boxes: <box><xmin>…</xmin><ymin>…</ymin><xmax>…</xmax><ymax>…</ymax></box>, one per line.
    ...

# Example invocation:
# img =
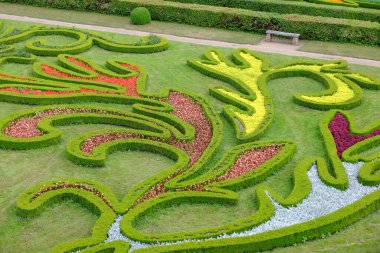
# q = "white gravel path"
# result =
<box><xmin>0</xmin><ymin>14</ymin><xmax>379</xmax><ymax>67</ymax></box>
<box><xmin>102</xmin><ymin>162</ymin><xmax>380</xmax><ymax>252</ymax></box>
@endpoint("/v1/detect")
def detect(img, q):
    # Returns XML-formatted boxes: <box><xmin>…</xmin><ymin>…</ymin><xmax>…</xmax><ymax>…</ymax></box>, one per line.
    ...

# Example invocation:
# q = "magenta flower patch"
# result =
<box><xmin>329</xmin><ymin>113</ymin><xmax>380</xmax><ymax>158</ymax></box>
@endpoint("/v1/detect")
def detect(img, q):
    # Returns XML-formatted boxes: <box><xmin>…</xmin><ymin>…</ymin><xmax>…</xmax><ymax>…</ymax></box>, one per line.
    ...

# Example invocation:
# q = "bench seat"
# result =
<box><xmin>266</xmin><ymin>30</ymin><xmax>300</xmax><ymax>45</ymax></box>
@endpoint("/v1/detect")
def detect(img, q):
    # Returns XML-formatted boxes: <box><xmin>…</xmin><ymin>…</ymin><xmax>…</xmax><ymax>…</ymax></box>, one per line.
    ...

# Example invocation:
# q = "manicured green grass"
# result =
<box><xmin>0</xmin><ymin>18</ymin><xmax>379</xmax><ymax>253</ymax></box>
<box><xmin>299</xmin><ymin>40</ymin><xmax>380</xmax><ymax>61</ymax></box>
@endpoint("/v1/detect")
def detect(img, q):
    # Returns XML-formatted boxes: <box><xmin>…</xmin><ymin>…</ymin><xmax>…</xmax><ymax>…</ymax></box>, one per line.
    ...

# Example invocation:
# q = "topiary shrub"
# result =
<box><xmin>130</xmin><ymin>7</ymin><xmax>152</xmax><ymax>25</ymax></box>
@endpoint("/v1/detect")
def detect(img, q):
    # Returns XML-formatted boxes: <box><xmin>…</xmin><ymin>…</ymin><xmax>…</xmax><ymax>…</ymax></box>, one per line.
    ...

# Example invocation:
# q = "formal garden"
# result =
<box><xmin>0</xmin><ymin>1</ymin><xmax>379</xmax><ymax>252</ymax></box>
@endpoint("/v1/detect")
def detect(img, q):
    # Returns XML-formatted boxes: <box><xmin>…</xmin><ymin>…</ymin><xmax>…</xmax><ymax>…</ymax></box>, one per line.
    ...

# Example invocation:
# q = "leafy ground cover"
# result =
<box><xmin>0</xmin><ymin>18</ymin><xmax>379</xmax><ymax>253</ymax></box>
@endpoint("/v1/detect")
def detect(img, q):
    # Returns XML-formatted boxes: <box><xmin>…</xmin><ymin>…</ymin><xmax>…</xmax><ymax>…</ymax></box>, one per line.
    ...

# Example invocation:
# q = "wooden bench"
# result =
<box><xmin>266</xmin><ymin>30</ymin><xmax>300</xmax><ymax>45</ymax></box>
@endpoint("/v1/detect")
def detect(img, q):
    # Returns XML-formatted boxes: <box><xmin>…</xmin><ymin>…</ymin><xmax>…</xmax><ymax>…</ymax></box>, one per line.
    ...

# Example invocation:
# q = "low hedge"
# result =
<box><xmin>0</xmin><ymin>103</ymin><xmax>194</xmax><ymax>150</ymax></box>
<box><xmin>112</xmin><ymin>0</ymin><xmax>380</xmax><ymax>45</ymax></box>
<box><xmin>14</xmin><ymin>105</ymin><xmax>380</xmax><ymax>251</ymax></box>
<box><xmin>0</xmin><ymin>0</ymin><xmax>114</xmax><ymax>12</ymax></box>
<box><xmin>0</xmin><ymin>25</ymin><xmax>169</xmax><ymax>56</ymax></box>
<box><xmin>67</xmin><ymin>134</ymin><xmax>184</xmax><ymax>167</ymax></box>
<box><xmin>121</xmin><ymin>183</ymin><xmax>275</xmax><ymax>243</ymax></box>
<box><xmin>307</xmin><ymin>0</ymin><xmax>358</xmax><ymax>7</ymax></box>
<box><xmin>16</xmin><ymin>178</ymin><xmax>122</xmax><ymax>252</ymax></box>
<box><xmin>357</xmin><ymin>0</ymin><xmax>380</xmax><ymax>9</ymax></box>
<box><xmin>167</xmin><ymin>141</ymin><xmax>295</xmax><ymax>191</ymax></box>
<box><xmin>131</xmin><ymin>190</ymin><xmax>380</xmax><ymax>253</ymax></box>
<box><xmin>188</xmin><ymin>48</ymin><xmax>273</xmax><ymax>142</ymax></box>
<box><xmin>0</xmin><ymin>54</ymin><xmax>170</xmax><ymax>106</ymax></box>
<box><xmin>164</xmin><ymin>0</ymin><xmax>380</xmax><ymax>22</ymax></box>
<box><xmin>1</xmin><ymin>0</ymin><xmax>378</xmax><ymax>45</ymax></box>
<box><xmin>188</xmin><ymin>48</ymin><xmax>379</xmax><ymax>142</ymax></box>
<box><xmin>318</xmin><ymin>110</ymin><xmax>380</xmax><ymax>189</ymax></box>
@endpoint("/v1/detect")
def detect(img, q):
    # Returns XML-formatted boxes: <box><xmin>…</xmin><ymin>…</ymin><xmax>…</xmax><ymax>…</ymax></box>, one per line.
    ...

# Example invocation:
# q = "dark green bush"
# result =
<box><xmin>130</xmin><ymin>7</ymin><xmax>152</xmax><ymax>25</ymax></box>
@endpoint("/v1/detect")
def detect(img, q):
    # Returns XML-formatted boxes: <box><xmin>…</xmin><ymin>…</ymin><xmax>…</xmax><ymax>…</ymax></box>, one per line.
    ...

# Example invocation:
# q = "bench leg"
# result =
<box><xmin>293</xmin><ymin>37</ymin><xmax>299</xmax><ymax>45</ymax></box>
<box><xmin>266</xmin><ymin>33</ymin><xmax>272</xmax><ymax>42</ymax></box>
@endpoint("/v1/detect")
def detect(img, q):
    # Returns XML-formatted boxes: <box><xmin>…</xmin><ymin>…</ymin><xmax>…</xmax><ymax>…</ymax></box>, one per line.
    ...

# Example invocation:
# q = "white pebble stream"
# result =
<box><xmin>87</xmin><ymin>162</ymin><xmax>380</xmax><ymax>252</ymax></box>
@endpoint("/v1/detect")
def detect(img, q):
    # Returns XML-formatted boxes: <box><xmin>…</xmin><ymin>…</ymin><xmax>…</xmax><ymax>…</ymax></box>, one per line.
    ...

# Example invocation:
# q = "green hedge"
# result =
<box><xmin>357</xmin><ymin>0</ymin><xmax>380</xmax><ymax>9</ymax></box>
<box><xmin>0</xmin><ymin>103</ymin><xmax>193</xmax><ymax>150</ymax></box>
<box><xmin>0</xmin><ymin>25</ymin><xmax>169</xmax><ymax>56</ymax></box>
<box><xmin>131</xmin><ymin>190</ymin><xmax>380</xmax><ymax>253</ymax></box>
<box><xmin>0</xmin><ymin>0</ymin><xmax>114</xmax><ymax>11</ymax></box>
<box><xmin>307</xmin><ymin>0</ymin><xmax>358</xmax><ymax>7</ymax></box>
<box><xmin>16</xmin><ymin>178</ymin><xmax>122</xmax><ymax>252</ymax></box>
<box><xmin>188</xmin><ymin>48</ymin><xmax>379</xmax><ymax>142</ymax></box>
<box><xmin>112</xmin><ymin>0</ymin><xmax>380</xmax><ymax>45</ymax></box>
<box><xmin>164</xmin><ymin>0</ymin><xmax>380</xmax><ymax>22</ymax></box>
<box><xmin>1</xmin><ymin>0</ymin><xmax>378</xmax><ymax>45</ymax></box>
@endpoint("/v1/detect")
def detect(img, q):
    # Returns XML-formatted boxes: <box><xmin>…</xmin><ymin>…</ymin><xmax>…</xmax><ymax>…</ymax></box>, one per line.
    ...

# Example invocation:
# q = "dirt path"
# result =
<box><xmin>0</xmin><ymin>13</ymin><xmax>379</xmax><ymax>68</ymax></box>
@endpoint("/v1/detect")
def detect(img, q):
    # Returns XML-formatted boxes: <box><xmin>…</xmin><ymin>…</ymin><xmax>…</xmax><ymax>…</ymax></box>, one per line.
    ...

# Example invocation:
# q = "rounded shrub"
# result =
<box><xmin>130</xmin><ymin>7</ymin><xmax>152</xmax><ymax>25</ymax></box>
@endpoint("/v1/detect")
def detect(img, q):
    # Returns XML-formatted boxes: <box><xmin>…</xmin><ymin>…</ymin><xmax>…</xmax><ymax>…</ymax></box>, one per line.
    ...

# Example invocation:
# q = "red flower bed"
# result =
<box><xmin>0</xmin><ymin>58</ymin><xmax>140</xmax><ymax>97</ymax></box>
<box><xmin>0</xmin><ymin>87</ymin><xmax>76</xmax><ymax>96</ymax></box>
<box><xmin>329</xmin><ymin>113</ymin><xmax>380</xmax><ymax>158</ymax></box>
<box><xmin>0</xmin><ymin>73</ymin><xmax>34</xmax><ymax>82</ymax></box>
<box><xmin>41</xmin><ymin>57</ymin><xmax>139</xmax><ymax>97</ymax></box>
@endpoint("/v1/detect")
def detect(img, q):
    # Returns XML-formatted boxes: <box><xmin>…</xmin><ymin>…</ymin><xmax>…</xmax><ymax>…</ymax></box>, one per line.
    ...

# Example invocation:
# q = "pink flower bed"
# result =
<box><xmin>3</xmin><ymin>108</ymin><xmax>117</xmax><ymax>138</ymax></box>
<box><xmin>77</xmin><ymin>91</ymin><xmax>214</xmax><ymax>207</ymax></box>
<box><xmin>167</xmin><ymin>91</ymin><xmax>213</xmax><ymax>167</ymax></box>
<box><xmin>3</xmin><ymin>91</ymin><xmax>213</xmax><ymax>208</ymax></box>
<box><xmin>218</xmin><ymin>145</ymin><xmax>283</xmax><ymax>181</ymax></box>
<box><xmin>185</xmin><ymin>145</ymin><xmax>283</xmax><ymax>191</ymax></box>
<box><xmin>32</xmin><ymin>181</ymin><xmax>116</xmax><ymax>212</ymax></box>
<box><xmin>328</xmin><ymin>113</ymin><xmax>380</xmax><ymax>158</ymax></box>
<box><xmin>81</xmin><ymin>132</ymin><xmax>145</xmax><ymax>153</ymax></box>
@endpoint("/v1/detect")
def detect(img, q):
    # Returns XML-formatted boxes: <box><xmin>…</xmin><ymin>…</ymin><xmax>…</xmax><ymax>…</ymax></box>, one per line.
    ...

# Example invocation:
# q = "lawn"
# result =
<box><xmin>0</xmin><ymin>18</ymin><xmax>379</xmax><ymax>253</ymax></box>
<box><xmin>299</xmin><ymin>41</ymin><xmax>380</xmax><ymax>61</ymax></box>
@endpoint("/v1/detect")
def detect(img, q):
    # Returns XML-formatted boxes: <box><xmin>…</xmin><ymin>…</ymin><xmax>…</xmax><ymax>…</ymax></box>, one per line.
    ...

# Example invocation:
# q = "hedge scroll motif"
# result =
<box><xmin>188</xmin><ymin>48</ymin><xmax>379</xmax><ymax>142</ymax></box>
<box><xmin>0</xmin><ymin>20</ymin><xmax>169</xmax><ymax>56</ymax></box>
<box><xmin>0</xmin><ymin>50</ymin><xmax>377</xmax><ymax>252</ymax></box>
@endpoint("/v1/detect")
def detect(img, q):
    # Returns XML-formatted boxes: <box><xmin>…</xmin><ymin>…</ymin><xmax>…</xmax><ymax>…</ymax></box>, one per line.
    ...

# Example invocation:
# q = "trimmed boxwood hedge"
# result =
<box><xmin>3</xmin><ymin>44</ymin><xmax>378</xmax><ymax>251</ymax></box>
<box><xmin>164</xmin><ymin>0</ymin><xmax>380</xmax><ymax>22</ymax></box>
<box><xmin>130</xmin><ymin>190</ymin><xmax>380</xmax><ymax>253</ymax></box>
<box><xmin>188</xmin><ymin>48</ymin><xmax>380</xmax><ymax>142</ymax></box>
<box><xmin>1</xmin><ymin>0</ymin><xmax>379</xmax><ymax>45</ymax></box>
<box><xmin>0</xmin><ymin>25</ymin><xmax>169</xmax><ymax>56</ymax></box>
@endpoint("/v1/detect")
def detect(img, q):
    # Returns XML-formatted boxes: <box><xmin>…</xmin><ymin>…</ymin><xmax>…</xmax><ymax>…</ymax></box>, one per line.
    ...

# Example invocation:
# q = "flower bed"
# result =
<box><xmin>329</xmin><ymin>112</ymin><xmax>380</xmax><ymax>158</ymax></box>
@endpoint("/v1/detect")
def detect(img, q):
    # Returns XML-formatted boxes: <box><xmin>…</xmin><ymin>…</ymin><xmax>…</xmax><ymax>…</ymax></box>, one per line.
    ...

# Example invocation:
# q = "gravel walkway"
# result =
<box><xmin>0</xmin><ymin>13</ymin><xmax>379</xmax><ymax>67</ymax></box>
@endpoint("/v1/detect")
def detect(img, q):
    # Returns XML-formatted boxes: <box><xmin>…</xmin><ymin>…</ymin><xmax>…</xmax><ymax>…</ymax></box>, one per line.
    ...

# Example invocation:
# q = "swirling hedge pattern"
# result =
<box><xmin>188</xmin><ymin>49</ymin><xmax>380</xmax><ymax>141</ymax></box>
<box><xmin>0</xmin><ymin>33</ymin><xmax>378</xmax><ymax>252</ymax></box>
<box><xmin>0</xmin><ymin>20</ymin><xmax>169</xmax><ymax>56</ymax></box>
